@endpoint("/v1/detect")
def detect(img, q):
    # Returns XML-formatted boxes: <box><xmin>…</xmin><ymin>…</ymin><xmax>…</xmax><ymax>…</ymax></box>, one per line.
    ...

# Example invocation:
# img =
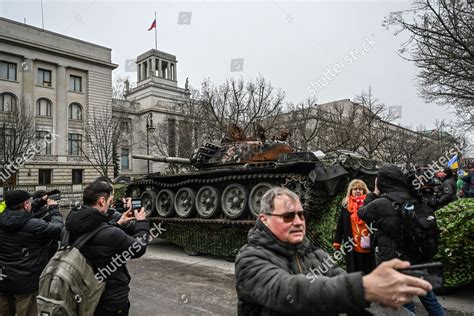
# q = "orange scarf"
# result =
<box><xmin>348</xmin><ymin>195</ymin><xmax>366</xmax><ymax>225</ymax></box>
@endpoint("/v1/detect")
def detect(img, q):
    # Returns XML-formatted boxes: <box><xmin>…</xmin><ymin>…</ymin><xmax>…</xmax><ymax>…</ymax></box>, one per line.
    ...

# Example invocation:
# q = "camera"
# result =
<box><xmin>49</xmin><ymin>194</ymin><xmax>61</xmax><ymax>201</ymax></box>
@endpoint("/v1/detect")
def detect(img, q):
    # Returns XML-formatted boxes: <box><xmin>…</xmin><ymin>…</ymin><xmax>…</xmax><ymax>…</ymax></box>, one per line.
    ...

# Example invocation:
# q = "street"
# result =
<box><xmin>128</xmin><ymin>239</ymin><xmax>237</xmax><ymax>316</ymax></box>
<box><xmin>128</xmin><ymin>239</ymin><xmax>474</xmax><ymax>316</ymax></box>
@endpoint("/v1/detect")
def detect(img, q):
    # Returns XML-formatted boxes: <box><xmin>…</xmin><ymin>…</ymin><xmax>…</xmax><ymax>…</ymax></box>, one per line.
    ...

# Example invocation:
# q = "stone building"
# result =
<box><xmin>113</xmin><ymin>49</ymin><xmax>191</xmax><ymax>179</ymax></box>
<box><xmin>0</xmin><ymin>17</ymin><xmax>117</xmax><ymax>200</ymax></box>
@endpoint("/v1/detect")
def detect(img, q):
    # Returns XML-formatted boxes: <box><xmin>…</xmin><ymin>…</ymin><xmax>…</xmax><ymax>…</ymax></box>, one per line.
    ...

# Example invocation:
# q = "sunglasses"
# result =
<box><xmin>267</xmin><ymin>210</ymin><xmax>308</xmax><ymax>223</ymax></box>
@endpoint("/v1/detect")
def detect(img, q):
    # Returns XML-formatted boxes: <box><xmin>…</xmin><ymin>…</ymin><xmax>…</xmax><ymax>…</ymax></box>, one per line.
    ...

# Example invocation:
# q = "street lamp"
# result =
<box><xmin>146</xmin><ymin>112</ymin><xmax>156</xmax><ymax>173</ymax></box>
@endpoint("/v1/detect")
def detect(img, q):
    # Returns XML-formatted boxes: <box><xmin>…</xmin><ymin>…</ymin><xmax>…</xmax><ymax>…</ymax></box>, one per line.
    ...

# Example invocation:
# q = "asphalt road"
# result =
<box><xmin>128</xmin><ymin>239</ymin><xmax>474</xmax><ymax>316</ymax></box>
<box><xmin>128</xmin><ymin>239</ymin><xmax>237</xmax><ymax>316</ymax></box>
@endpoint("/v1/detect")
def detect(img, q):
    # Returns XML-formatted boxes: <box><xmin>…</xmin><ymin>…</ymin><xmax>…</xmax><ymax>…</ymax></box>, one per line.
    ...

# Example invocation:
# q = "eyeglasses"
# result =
<box><xmin>267</xmin><ymin>210</ymin><xmax>308</xmax><ymax>223</ymax></box>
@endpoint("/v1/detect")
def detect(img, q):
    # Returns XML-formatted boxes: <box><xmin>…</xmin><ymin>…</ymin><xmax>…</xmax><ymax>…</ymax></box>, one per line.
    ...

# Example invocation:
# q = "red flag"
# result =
<box><xmin>147</xmin><ymin>19</ymin><xmax>156</xmax><ymax>31</ymax></box>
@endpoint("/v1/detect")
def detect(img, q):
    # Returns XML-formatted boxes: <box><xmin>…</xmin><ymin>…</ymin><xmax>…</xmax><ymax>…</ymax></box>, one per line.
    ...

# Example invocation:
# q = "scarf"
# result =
<box><xmin>347</xmin><ymin>194</ymin><xmax>366</xmax><ymax>225</ymax></box>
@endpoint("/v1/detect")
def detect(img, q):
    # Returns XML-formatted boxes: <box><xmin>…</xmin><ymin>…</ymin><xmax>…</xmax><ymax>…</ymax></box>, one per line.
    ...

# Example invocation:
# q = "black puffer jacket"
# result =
<box><xmin>235</xmin><ymin>220</ymin><xmax>367</xmax><ymax>316</ymax></box>
<box><xmin>0</xmin><ymin>208</ymin><xmax>64</xmax><ymax>294</ymax></box>
<box><xmin>65</xmin><ymin>205</ymin><xmax>149</xmax><ymax>312</ymax></box>
<box><xmin>438</xmin><ymin>176</ymin><xmax>457</xmax><ymax>206</ymax></box>
<box><xmin>358</xmin><ymin>164</ymin><xmax>412</xmax><ymax>265</ymax></box>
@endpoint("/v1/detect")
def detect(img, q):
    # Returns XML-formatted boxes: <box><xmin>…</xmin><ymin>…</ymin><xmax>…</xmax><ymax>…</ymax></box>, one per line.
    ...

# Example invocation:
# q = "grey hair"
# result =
<box><xmin>259</xmin><ymin>187</ymin><xmax>301</xmax><ymax>214</ymax></box>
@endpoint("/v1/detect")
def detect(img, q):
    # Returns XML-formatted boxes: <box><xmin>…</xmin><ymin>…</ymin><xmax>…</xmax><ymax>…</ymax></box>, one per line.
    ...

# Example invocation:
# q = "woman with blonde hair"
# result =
<box><xmin>333</xmin><ymin>179</ymin><xmax>374</xmax><ymax>274</ymax></box>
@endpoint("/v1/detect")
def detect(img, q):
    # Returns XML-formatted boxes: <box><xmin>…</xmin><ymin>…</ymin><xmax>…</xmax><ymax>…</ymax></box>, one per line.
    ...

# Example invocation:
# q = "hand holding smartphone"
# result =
<box><xmin>398</xmin><ymin>262</ymin><xmax>443</xmax><ymax>290</ymax></box>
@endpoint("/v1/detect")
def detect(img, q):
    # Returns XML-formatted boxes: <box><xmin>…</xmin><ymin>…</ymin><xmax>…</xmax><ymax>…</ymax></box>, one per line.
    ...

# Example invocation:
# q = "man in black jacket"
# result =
<box><xmin>358</xmin><ymin>164</ymin><xmax>446</xmax><ymax>315</ymax></box>
<box><xmin>65</xmin><ymin>181</ymin><xmax>149</xmax><ymax>316</ymax></box>
<box><xmin>235</xmin><ymin>187</ymin><xmax>432</xmax><ymax>316</ymax></box>
<box><xmin>0</xmin><ymin>190</ymin><xmax>64</xmax><ymax>316</ymax></box>
<box><xmin>437</xmin><ymin>167</ymin><xmax>457</xmax><ymax>207</ymax></box>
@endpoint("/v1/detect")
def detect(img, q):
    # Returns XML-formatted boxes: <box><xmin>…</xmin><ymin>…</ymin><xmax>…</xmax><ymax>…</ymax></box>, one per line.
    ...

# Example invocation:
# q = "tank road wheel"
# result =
<box><xmin>196</xmin><ymin>186</ymin><xmax>221</xmax><ymax>218</ymax></box>
<box><xmin>283</xmin><ymin>177</ymin><xmax>309</xmax><ymax>206</ymax></box>
<box><xmin>155</xmin><ymin>189</ymin><xmax>175</xmax><ymax>217</ymax></box>
<box><xmin>174</xmin><ymin>187</ymin><xmax>196</xmax><ymax>218</ymax></box>
<box><xmin>140</xmin><ymin>190</ymin><xmax>157</xmax><ymax>215</ymax></box>
<box><xmin>221</xmin><ymin>183</ymin><xmax>248</xmax><ymax>219</ymax></box>
<box><xmin>249</xmin><ymin>182</ymin><xmax>274</xmax><ymax>217</ymax></box>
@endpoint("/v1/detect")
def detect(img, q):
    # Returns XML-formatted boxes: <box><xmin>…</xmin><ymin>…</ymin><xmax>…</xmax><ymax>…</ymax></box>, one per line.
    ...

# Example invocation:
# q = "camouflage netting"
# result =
<box><xmin>158</xmin><ymin>222</ymin><xmax>251</xmax><ymax>257</ymax></box>
<box><xmin>306</xmin><ymin>194</ymin><xmax>346</xmax><ymax>267</ymax></box>
<box><xmin>434</xmin><ymin>198</ymin><xmax>474</xmax><ymax>288</ymax></box>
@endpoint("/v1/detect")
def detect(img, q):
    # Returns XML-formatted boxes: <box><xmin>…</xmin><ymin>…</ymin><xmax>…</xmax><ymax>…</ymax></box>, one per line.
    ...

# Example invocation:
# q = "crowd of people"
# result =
<box><xmin>0</xmin><ymin>180</ymin><xmax>149</xmax><ymax>316</ymax></box>
<box><xmin>0</xmin><ymin>163</ymin><xmax>472</xmax><ymax>315</ymax></box>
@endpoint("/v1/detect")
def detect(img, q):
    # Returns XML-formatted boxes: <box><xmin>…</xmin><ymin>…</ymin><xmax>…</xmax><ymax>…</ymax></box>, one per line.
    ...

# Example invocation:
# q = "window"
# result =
<box><xmin>69</xmin><ymin>103</ymin><xmax>83</xmax><ymax>120</ymax></box>
<box><xmin>0</xmin><ymin>61</ymin><xmax>17</xmax><ymax>81</ymax></box>
<box><xmin>0</xmin><ymin>128</ymin><xmax>14</xmax><ymax>155</ymax></box>
<box><xmin>0</xmin><ymin>93</ymin><xmax>17</xmax><ymax>112</ymax></box>
<box><xmin>69</xmin><ymin>75</ymin><xmax>82</xmax><ymax>92</ymax></box>
<box><xmin>68</xmin><ymin>133</ymin><xmax>82</xmax><ymax>155</ymax></box>
<box><xmin>36</xmin><ymin>98</ymin><xmax>52</xmax><ymax>117</ymax></box>
<box><xmin>35</xmin><ymin>131</ymin><xmax>52</xmax><ymax>155</ymax></box>
<box><xmin>37</xmin><ymin>68</ymin><xmax>52</xmax><ymax>87</ymax></box>
<box><xmin>38</xmin><ymin>169</ymin><xmax>52</xmax><ymax>185</ymax></box>
<box><xmin>121</xmin><ymin>148</ymin><xmax>130</xmax><ymax>170</ymax></box>
<box><xmin>72</xmin><ymin>169</ymin><xmax>83</xmax><ymax>184</ymax></box>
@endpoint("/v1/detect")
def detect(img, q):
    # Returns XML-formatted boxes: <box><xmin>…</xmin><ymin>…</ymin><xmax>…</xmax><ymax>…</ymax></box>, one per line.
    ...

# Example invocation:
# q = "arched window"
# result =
<box><xmin>0</xmin><ymin>93</ymin><xmax>17</xmax><ymax>112</ymax></box>
<box><xmin>69</xmin><ymin>103</ymin><xmax>83</xmax><ymax>120</ymax></box>
<box><xmin>36</xmin><ymin>98</ymin><xmax>52</xmax><ymax>117</ymax></box>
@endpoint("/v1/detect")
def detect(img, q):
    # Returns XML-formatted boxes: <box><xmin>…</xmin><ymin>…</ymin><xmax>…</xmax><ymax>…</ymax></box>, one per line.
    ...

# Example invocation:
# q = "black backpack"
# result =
<box><xmin>383</xmin><ymin>194</ymin><xmax>439</xmax><ymax>263</ymax></box>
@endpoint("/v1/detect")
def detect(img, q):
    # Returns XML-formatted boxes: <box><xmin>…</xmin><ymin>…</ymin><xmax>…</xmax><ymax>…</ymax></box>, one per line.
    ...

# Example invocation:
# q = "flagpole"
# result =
<box><xmin>154</xmin><ymin>12</ymin><xmax>157</xmax><ymax>50</ymax></box>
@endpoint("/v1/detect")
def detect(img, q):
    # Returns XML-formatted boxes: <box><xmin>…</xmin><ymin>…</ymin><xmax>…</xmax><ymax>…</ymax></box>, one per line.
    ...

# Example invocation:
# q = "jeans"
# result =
<box><xmin>404</xmin><ymin>290</ymin><xmax>446</xmax><ymax>316</ymax></box>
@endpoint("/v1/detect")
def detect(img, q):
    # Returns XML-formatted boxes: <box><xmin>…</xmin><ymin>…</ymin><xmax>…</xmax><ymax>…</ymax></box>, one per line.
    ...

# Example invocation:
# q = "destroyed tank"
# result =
<box><xmin>127</xmin><ymin>127</ymin><xmax>378</xmax><ymax>256</ymax></box>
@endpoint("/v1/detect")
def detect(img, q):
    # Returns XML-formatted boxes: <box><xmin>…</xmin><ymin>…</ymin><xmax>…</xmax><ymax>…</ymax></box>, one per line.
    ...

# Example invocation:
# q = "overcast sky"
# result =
<box><xmin>1</xmin><ymin>0</ymin><xmax>459</xmax><ymax>130</ymax></box>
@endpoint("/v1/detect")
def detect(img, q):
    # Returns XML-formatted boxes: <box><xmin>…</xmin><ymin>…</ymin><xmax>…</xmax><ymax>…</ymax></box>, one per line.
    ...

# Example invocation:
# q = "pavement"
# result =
<box><xmin>128</xmin><ymin>239</ymin><xmax>473</xmax><ymax>316</ymax></box>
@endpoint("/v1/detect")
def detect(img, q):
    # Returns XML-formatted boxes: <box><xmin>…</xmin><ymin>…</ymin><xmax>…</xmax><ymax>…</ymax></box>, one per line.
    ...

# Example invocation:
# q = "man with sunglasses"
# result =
<box><xmin>0</xmin><ymin>190</ymin><xmax>64</xmax><ymax>316</ymax></box>
<box><xmin>235</xmin><ymin>187</ymin><xmax>432</xmax><ymax>315</ymax></box>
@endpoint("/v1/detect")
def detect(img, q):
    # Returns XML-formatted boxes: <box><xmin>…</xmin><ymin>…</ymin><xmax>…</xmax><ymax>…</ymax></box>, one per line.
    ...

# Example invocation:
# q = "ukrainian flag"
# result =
<box><xmin>448</xmin><ymin>154</ymin><xmax>459</xmax><ymax>169</ymax></box>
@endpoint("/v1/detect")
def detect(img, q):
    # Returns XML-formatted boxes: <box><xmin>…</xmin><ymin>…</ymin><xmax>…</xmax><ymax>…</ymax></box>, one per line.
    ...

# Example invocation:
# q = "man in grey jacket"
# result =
<box><xmin>235</xmin><ymin>187</ymin><xmax>432</xmax><ymax>316</ymax></box>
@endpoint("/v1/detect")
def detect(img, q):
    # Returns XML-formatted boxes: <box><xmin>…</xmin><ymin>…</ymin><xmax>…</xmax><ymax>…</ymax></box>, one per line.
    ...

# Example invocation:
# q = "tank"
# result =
<box><xmin>126</xmin><ymin>126</ymin><xmax>378</xmax><ymax>256</ymax></box>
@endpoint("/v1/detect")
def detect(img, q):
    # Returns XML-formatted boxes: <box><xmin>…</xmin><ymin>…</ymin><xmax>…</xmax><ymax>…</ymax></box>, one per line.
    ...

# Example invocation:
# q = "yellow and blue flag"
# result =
<box><xmin>447</xmin><ymin>154</ymin><xmax>459</xmax><ymax>169</ymax></box>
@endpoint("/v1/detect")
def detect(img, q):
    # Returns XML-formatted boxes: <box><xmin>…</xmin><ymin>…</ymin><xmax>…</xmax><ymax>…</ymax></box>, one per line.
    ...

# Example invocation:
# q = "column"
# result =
<box><xmin>172</xmin><ymin>63</ymin><xmax>177</xmax><ymax>81</ymax></box>
<box><xmin>140</xmin><ymin>62</ymin><xmax>146</xmax><ymax>80</ymax></box>
<box><xmin>158</xmin><ymin>59</ymin><xmax>162</xmax><ymax>77</ymax></box>
<box><xmin>20</xmin><ymin>58</ymin><xmax>34</xmax><ymax>113</ymax></box>
<box><xmin>55</xmin><ymin>65</ymin><xmax>67</xmax><ymax>157</ymax></box>
<box><xmin>137</xmin><ymin>63</ymin><xmax>141</xmax><ymax>82</ymax></box>
<box><xmin>151</xmin><ymin>58</ymin><xmax>156</xmax><ymax>77</ymax></box>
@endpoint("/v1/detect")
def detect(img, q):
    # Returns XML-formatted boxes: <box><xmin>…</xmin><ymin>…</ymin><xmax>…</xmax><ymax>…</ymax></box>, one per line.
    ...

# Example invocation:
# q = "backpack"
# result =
<box><xmin>37</xmin><ymin>225</ymin><xmax>111</xmax><ymax>315</ymax></box>
<box><xmin>383</xmin><ymin>194</ymin><xmax>439</xmax><ymax>263</ymax></box>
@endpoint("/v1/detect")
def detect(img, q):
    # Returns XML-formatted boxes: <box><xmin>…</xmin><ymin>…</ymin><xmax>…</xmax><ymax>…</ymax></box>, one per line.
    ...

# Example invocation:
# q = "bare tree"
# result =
<box><xmin>391</xmin><ymin>0</ymin><xmax>474</xmax><ymax>126</ymax></box>
<box><xmin>81</xmin><ymin>108</ymin><xmax>127</xmax><ymax>178</ymax></box>
<box><xmin>354</xmin><ymin>86</ymin><xmax>394</xmax><ymax>159</ymax></box>
<box><xmin>280</xmin><ymin>97</ymin><xmax>327</xmax><ymax>151</ymax></box>
<box><xmin>199</xmin><ymin>76</ymin><xmax>285</xmax><ymax>137</ymax></box>
<box><xmin>0</xmin><ymin>99</ymin><xmax>36</xmax><ymax>187</ymax></box>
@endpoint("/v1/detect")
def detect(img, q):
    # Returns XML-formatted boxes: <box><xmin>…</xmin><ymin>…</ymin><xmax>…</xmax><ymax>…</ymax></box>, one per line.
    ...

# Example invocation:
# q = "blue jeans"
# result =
<box><xmin>404</xmin><ymin>290</ymin><xmax>446</xmax><ymax>316</ymax></box>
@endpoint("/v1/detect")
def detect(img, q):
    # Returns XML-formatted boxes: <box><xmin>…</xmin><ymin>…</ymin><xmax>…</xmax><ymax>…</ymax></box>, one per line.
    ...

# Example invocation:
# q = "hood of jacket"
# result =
<box><xmin>247</xmin><ymin>219</ymin><xmax>313</xmax><ymax>258</ymax></box>
<box><xmin>378</xmin><ymin>164</ymin><xmax>410</xmax><ymax>194</ymax></box>
<box><xmin>65</xmin><ymin>205</ymin><xmax>108</xmax><ymax>235</ymax></box>
<box><xmin>0</xmin><ymin>209</ymin><xmax>32</xmax><ymax>233</ymax></box>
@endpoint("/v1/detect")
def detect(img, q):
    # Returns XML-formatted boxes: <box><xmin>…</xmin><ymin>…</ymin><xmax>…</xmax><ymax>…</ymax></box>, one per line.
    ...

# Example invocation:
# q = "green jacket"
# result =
<box><xmin>0</xmin><ymin>201</ymin><xmax>5</xmax><ymax>214</ymax></box>
<box><xmin>235</xmin><ymin>220</ymin><xmax>367</xmax><ymax>316</ymax></box>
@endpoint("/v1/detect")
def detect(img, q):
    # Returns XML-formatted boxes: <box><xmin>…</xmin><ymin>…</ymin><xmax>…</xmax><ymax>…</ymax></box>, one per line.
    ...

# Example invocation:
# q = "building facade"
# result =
<box><xmin>0</xmin><ymin>17</ymin><xmax>117</xmax><ymax>200</ymax></box>
<box><xmin>113</xmin><ymin>49</ymin><xmax>191</xmax><ymax>179</ymax></box>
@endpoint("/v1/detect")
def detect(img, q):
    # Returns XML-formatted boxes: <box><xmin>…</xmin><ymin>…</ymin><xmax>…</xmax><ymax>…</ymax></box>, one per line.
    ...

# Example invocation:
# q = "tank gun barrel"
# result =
<box><xmin>132</xmin><ymin>154</ymin><xmax>192</xmax><ymax>165</ymax></box>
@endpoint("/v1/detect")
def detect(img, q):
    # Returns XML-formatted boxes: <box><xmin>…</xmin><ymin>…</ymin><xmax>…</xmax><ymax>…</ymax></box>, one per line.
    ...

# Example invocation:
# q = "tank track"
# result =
<box><xmin>128</xmin><ymin>171</ymin><xmax>330</xmax><ymax>223</ymax></box>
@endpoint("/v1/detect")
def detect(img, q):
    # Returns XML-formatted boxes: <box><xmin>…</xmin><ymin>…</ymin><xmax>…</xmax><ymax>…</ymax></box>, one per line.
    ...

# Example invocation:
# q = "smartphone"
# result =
<box><xmin>131</xmin><ymin>198</ymin><xmax>142</xmax><ymax>210</ymax></box>
<box><xmin>399</xmin><ymin>262</ymin><xmax>443</xmax><ymax>290</ymax></box>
